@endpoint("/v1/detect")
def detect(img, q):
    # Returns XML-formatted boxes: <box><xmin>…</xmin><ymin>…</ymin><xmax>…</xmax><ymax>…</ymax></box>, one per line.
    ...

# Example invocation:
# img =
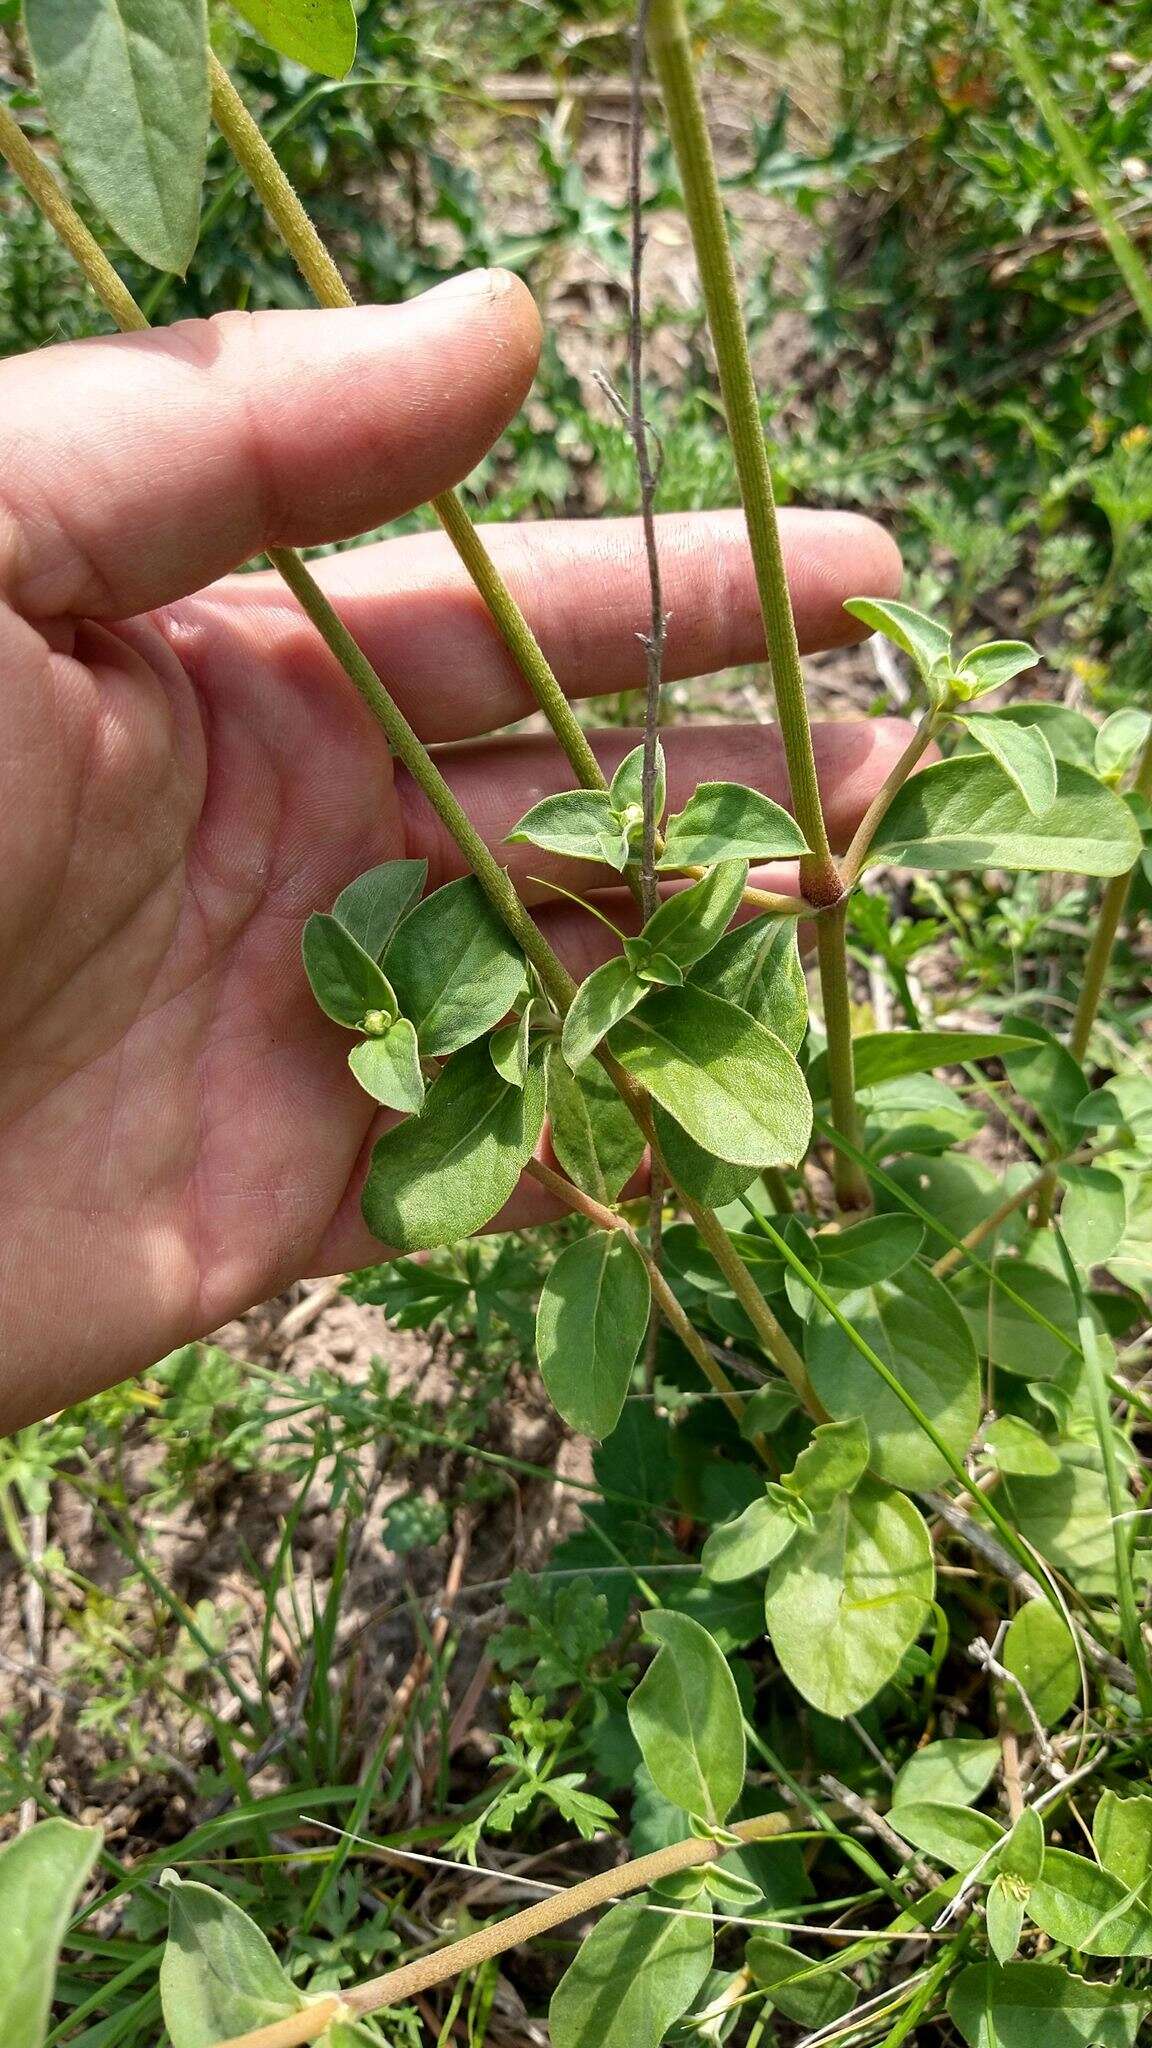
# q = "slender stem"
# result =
<box><xmin>1076</xmin><ymin>1305</ymin><xmax>1152</xmax><ymax>1718</ymax></box>
<box><xmin>984</xmin><ymin>0</ymin><xmax>1152</xmax><ymax>338</ymax></box>
<box><xmin>1068</xmin><ymin>725</ymin><xmax>1152</xmax><ymax>1065</ymax></box>
<box><xmin>208</xmin><ymin>55</ymin><xmax>610</xmax><ymax>798</ymax></box>
<box><xmin>645</xmin><ymin>0</ymin><xmax>839</xmax><ymax>908</ymax></box>
<box><xmin>839</xmin><ymin>714</ymin><xmax>940</xmax><ymax>888</ymax></box>
<box><xmin>688</xmin><ymin>1204</ymin><xmax>816</xmax><ymax>1408</ymax></box>
<box><xmin>816</xmin><ymin>906</ymin><xmax>869</xmax><ymax>1209</ymax></box>
<box><xmin>931</xmin><ymin>1165</ymin><xmax>1049</xmax><ymax>1280</ymax></box>
<box><xmin>526</xmin><ymin>1158</ymin><xmax>753</xmax><ymax>1434</ymax></box>
<box><xmin>267</xmin><ymin>550</ymin><xmax>575</xmax><ymax>1013</ymax></box>
<box><xmin>0</xmin><ymin>103</ymin><xmax>147</xmax><ymax>334</ymax></box>
<box><xmin>214</xmin><ymin>1813</ymin><xmax>796</xmax><ymax>2048</ymax></box>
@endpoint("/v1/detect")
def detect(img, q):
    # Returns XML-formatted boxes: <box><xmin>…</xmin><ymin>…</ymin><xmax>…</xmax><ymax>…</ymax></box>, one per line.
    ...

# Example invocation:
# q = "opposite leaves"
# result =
<box><xmin>536</xmin><ymin>1231</ymin><xmax>651</xmax><ymax>1440</ymax></box>
<box><xmin>867</xmin><ymin>756</ymin><xmax>1140</xmax><ymax>876</ymax></box>
<box><xmin>361</xmin><ymin>1041</ymin><xmax>545</xmax><ymax>1251</ymax></box>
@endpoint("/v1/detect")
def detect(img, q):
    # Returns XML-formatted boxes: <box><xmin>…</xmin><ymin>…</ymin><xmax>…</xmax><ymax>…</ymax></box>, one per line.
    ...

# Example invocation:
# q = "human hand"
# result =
<box><xmin>0</xmin><ymin>270</ymin><xmax>903</xmax><ymax>1428</ymax></box>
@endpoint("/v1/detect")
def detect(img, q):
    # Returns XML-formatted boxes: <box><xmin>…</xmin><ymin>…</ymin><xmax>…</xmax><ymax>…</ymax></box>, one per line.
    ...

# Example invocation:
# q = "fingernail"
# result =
<box><xmin>422</xmin><ymin>267</ymin><xmax>507</xmax><ymax>305</ymax></box>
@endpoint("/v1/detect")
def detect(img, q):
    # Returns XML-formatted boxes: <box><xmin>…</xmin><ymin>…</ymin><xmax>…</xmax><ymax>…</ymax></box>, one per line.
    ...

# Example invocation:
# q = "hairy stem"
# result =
<box><xmin>208</xmin><ymin>55</ymin><xmax>609</xmax><ymax>798</ymax></box>
<box><xmin>0</xmin><ymin>103</ymin><xmax>147</xmax><ymax>334</ymax></box>
<box><xmin>645</xmin><ymin>0</ymin><xmax>839</xmax><ymax>907</ymax></box>
<box><xmin>816</xmin><ymin>906</ymin><xmax>869</xmax><ymax>1209</ymax></box>
<box><xmin>839</xmin><ymin>713</ymin><xmax>941</xmax><ymax>888</ymax></box>
<box><xmin>215</xmin><ymin>1812</ymin><xmax>796</xmax><ymax>2048</ymax></box>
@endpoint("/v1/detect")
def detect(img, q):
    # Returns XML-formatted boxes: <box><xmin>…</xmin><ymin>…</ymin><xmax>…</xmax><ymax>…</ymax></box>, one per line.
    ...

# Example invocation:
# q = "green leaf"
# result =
<box><xmin>637</xmin><ymin>861</ymin><xmax>748</xmax><ymax>971</ymax></box>
<box><xmin>0</xmin><ymin>1818</ymin><xmax>101</xmax><ymax>2048</ymax></box>
<box><xmin>361</xmin><ymin>1040</ymin><xmax>544</xmax><ymax>1252</ymax></box>
<box><xmin>963</xmin><ymin>715</ymin><xmax>1058</xmax><ymax>816</ymax></box>
<box><xmin>1059</xmin><ymin>1165</ymin><xmax>1127</xmax><ymax>1268</ymax></box>
<box><xmin>545</xmin><ymin>1047</ymin><xmax>644</xmax><ymax>1202</ymax></box>
<box><xmin>982</xmin><ymin>1415</ymin><xmax>1061</xmax><ymax>1478</ymax></box>
<box><xmin>302</xmin><ymin>913</ymin><xmax>396</xmax><ymax>1029</ymax></box>
<box><xmin>332</xmin><ymin>859</ymin><xmax>426</xmax><ymax>960</ymax></box>
<box><xmin>784</xmin><ymin>1417</ymin><xmax>871</xmax><ymax>1512</ymax></box>
<box><xmin>1004</xmin><ymin>1021</ymin><xmax>1088</xmax><ymax>1150</ymax></box>
<box><xmin>610</xmin><ymin>987</ymin><xmax>812</xmax><ymax>1167</ymax></box>
<box><xmin>702</xmin><ymin>1495</ymin><xmax>799</xmax><ymax>1582</ymax></box>
<box><xmin>489</xmin><ymin>1008</ymin><xmax>533</xmax><ymax>1089</ymax></box>
<box><xmin>891</xmin><ymin>1737</ymin><xmax>1001</xmax><ymax>1810</ymax></box>
<box><xmin>508</xmin><ymin>789</ymin><xmax>628</xmax><ymax>869</ymax></box>
<box><xmin>549</xmin><ymin>1896</ymin><xmax>713</xmax><ymax>2048</ymax></box>
<box><xmin>890</xmin><ymin>1801</ymin><xmax>1004</xmax><ymax>1873</ymax></box>
<box><xmin>347</xmin><ymin>1021</ymin><xmax>424</xmax><ymax>1113</ymax></box>
<box><xmin>1001</xmin><ymin>1810</ymin><xmax>1045</xmax><ymax>1887</ymax></box>
<box><xmin>986</xmin><ymin>1876</ymin><xmax>1027</xmax><ymax>1965</ymax></box>
<box><xmin>806</xmin><ymin>1262</ymin><xmax>981</xmax><ymax>1489</ymax></box>
<box><xmin>688</xmin><ymin>914</ymin><xmax>807</xmax><ymax>1047</ymax></box>
<box><xmin>811</xmin><ymin>1215</ymin><xmax>924</xmax><ymax>1290</ymax></box>
<box><xmin>745</xmin><ymin>1936</ymin><xmax>857</xmax><ymax>2026</ymax></box>
<box><xmin>809</xmin><ymin>1029</ymin><xmax>1030</xmax><ymax>1097</ymax></box>
<box><xmin>649</xmin><ymin>1106</ymin><xmax>758</xmax><ymax>1207</ymax></box>
<box><xmin>562</xmin><ymin>956</ymin><xmax>648</xmax><ymax>1069</ymax></box>
<box><xmin>842</xmin><ymin>597</ymin><xmax>952</xmax><ymax>684</ymax></box>
<box><xmin>628</xmin><ymin>1611</ymin><xmax>745</xmax><ymax>1826</ymax></box>
<box><xmin>997</xmin><ymin>703</ymin><xmax>1099</xmax><ymax>770</ymax></box>
<box><xmin>658</xmin><ymin>783</ymin><xmax>808</xmax><ymax>868</ymax></box>
<box><xmin>763</xmin><ymin>1483</ymin><xmax>934</xmax><ymax>1717</ymax></box>
<box><xmin>25</xmin><ymin>0</ymin><xmax>209</xmax><ymax>273</ymax></box>
<box><xmin>1094</xmin><ymin>1792</ymin><xmax>1152</xmax><ymax>1897</ymax></box>
<box><xmin>1002</xmin><ymin>1598</ymin><xmax>1079</xmax><ymax>1730</ymax></box>
<box><xmin>159</xmin><ymin>1875</ymin><xmax>304</xmax><ymax>2048</ymax></box>
<box><xmin>611</xmin><ymin>740</ymin><xmax>667</xmax><ymax>823</ymax></box>
<box><xmin>536</xmin><ymin>1232</ymin><xmax>651</xmax><ymax>1440</ymax></box>
<box><xmin>954</xmin><ymin>640</ymin><xmax>1039</xmax><ymax>697</ymax></box>
<box><xmin>867</xmin><ymin>757</ymin><xmax>1141</xmax><ymax>876</ymax></box>
<box><xmin>383</xmin><ymin>877</ymin><xmax>525</xmax><ymax>1056</ymax></box>
<box><xmin>1001</xmin><ymin>1457</ymin><xmax>1116</xmax><ymax>1595</ymax></box>
<box><xmin>948</xmin><ymin>1961</ymin><xmax>1148</xmax><ymax>2048</ymax></box>
<box><xmin>1027</xmin><ymin>1849</ymin><xmax>1152</xmax><ymax>1957</ymax></box>
<box><xmin>1095</xmin><ymin>707</ymin><xmax>1152</xmax><ymax>783</ymax></box>
<box><xmin>228</xmin><ymin>0</ymin><xmax>357</xmax><ymax>75</ymax></box>
<box><xmin>955</xmin><ymin>1257</ymin><xmax>1078</xmax><ymax>1381</ymax></box>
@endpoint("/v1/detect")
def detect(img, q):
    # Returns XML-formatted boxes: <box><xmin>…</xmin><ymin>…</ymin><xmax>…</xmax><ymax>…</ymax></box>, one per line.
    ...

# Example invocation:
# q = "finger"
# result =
<box><xmin>212</xmin><ymin>507</ymin><xmax>902</xmax><ymax>742</ymax></box>
<box><xmin>0</xmin><ymin>272</ymin><xmax>541</xmax><ymax>621</ymax></box>
<box><xmin>398</xmin><ymin>717</ymin><xmax>919</xmax><ymax>896</ymax></box>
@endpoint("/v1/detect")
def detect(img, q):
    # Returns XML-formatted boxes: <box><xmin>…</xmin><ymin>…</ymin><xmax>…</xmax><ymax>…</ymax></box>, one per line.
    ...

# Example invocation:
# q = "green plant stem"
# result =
<box><xmin>753</xmin><ymin>1214</ymin><xmax>1074</xmax><ymax>1617</ymax></box>
<box><xmin>816</xmin><ymin>905</ymin><xmax>869</xmax><ymax>1209</ymax></box>
<box><xmin>213</xmin><ymin>1812</ymin><xmax>796</xmax><ymax>2048</ymax></box>
<box><xmin>207</xmin><ymin>55</ymin><xmax>610</xmax><ymax>799</ymax></box>
<box><xmin>688</xmin><ymin>1202</ymin><xmax>815</xmax><ymax>1407</ymax></box>
<box><xmin>984</xmin><ymin>0</ymin><xmax>1152</xmax><ymax>337</ymax></box>
<box><xmin>839</xmin><ymin>713</ymin><xmax>941</xmax><ymax>888</ymax></box>
<box><xmin>1069</xmin><ymin>725</ymin><xmax>1152</xmax><ymax>1063</ymax></box>
<box><xmin>645</xmin><ymin>0</ymin><xmax>839</xmax><ymax>908</ymax></box>
<box><xmin>930</xmin><ymin>1164</ymin><xmax>1050</xmax><ymax>1280</ymax></box>
<box><xmin>4</xmin><ymin>82</ymin><xmax>811</xmax><ymax>1447</ymax></box>
<box><xmin>0</xmin><ymin>102</ymin><xmax>148</xmax><ymax>335</ymax></box>
<box><xmin>1079</xmin><ymin>1307</ymin><xmax>1152</xmax><ymax>1717</ymax></box>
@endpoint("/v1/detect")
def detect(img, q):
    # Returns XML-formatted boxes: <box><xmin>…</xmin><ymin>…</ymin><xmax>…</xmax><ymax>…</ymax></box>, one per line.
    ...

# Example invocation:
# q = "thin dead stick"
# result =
<box><xmin>213</xmin><ymin>1811</ymin><xmax>796</xmax><ymax>2048</ymax></box>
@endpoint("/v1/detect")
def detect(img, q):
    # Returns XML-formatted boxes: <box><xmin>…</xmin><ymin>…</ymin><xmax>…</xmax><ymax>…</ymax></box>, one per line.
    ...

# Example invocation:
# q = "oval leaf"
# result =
<box><xmin>842</xmin><ymin>597</ymin><xmax>952</xmax><ymax>683</ymax></box>
<box><xmin>610</xmin><ymin>987</ymin><xmax>812</xmax><ymax>1168</ymax></box>
<box><xmin>508</xmin><ymin>788</ymin><xmax>627</xmax><ymax>869</ymax></box>
<box><xmin>229</xmin><ymin>0</ymin><xmax>357</xmax><ymax>76</ymax></box>
<box><xmin>948</xmin><ymin>1960</ymin><xmax>1148</xmax><ymax>2048</ymax></box>
<box><xmin>536</xmin><ymin>1231</ymin><xmax>651</xmax><ymax>1440</ymax></box>
<box><xmin>545</xmin><ymin>1046</ymin><xmax>645</xmax><ymax>1202</ymax></box>
<box><xmin>384</xmin><ymin>877</ymin><xmax>525</xmax><ymax>1056</ymax></box>
<box><xmin>809</xmin><ymin>1029</ymin><xmax>1030</xmax><ymax>1098</ymax></box>
<box><xmin>866</xmin><ymin>756</ymin><xmax>1141</xmax><ymax>876</ymax></box>
<box><xmin>892</xmin><ymin>1737</ymin><xmax>1001</xmax><ymax>1810</ymax></box>
<box><xmin>1027</xmin><ymin>1849</ymin><xmax>1152</xmax><ymax>1957</ymax></box>
<box><xmin>26</xmin><ymin>0</ymin><xmax>210</xmax><ymax>273</ymax></box>
<box><xmin>812</xmin><ymin>1215</ymin><xmax>924</xmax><ymax>1290</ymax></box>
<box><xmin>963</xmin><ymin>715</ymin><xmax>1058</xmax><ymax>816</ymax></box>
<box><xmin>658</xmin><ymin>782</ymin><xmax>808</xmax><ymax>867</ymax></box>
<box><xmin>332</xmin><ymin>858</ymin><xmax>426</xmax><ymax>961</ymax></box>
<box><xmin>1002</xmin><ymin>1598</ymin><xmax>1079</xmax><ymax>1730</ymax></box>
<box><xmin>806</xmin><ymin>1262</ymin><xmax>982</xmax><ymax>1489</ymax></box>
<box><xmin>890</xmin><ymin>1800</ymin><xmax>1004</xmax><ymax>1874</ymax></box>
<box><xmin>302</xmin><ymin>912</ymin><xmax>396</xmax><ymax>1029</ymax></box>
<box><xmin>746</xmin><ymin>1937</ymin><xmax>858</xmax><ymax>2026</ymax></box>
<box><xmin>628</xmin><ymin>1610</ymin><xmax>745</xmax><ymax>1827</ymax></box>
<box><xmin>702</xmin><ymin>1495</ymin><xmax>799</xmax><ymax>1583</ymax></box>
<box><xmin>638</xmin><ymin>861</ymin><xmax>748</xmax><ymax>971</ymax></box>
<box><xmin>764</xmin><ymin>1483</ymin><xmax>934</xmax><ymax>1718</ymax></box>
<box><xmin>688</xmin><ymin>913</ymin><xmax>807</xmax><ymax>1047</ymax></box>
<box><xmin>160</xmin><ymin>1875</ymin><xmax>304</xmax><ymax>2048</ymax></box>
<box><xmin>549</xmin><ymin>1896</ymin><xmax>713</xmax><ymax>2048</ymax></box>
<box><xmin>562</xmin><ymin>955</ymin><xmax>648</xmax><ymax>1070</ymax></box>
<box><xmin>348</xmin><ymin>1020</ymin><xmax>424</xmax><ymax>1113</ymax></box>
<box><xmin>0</xmin><ymin>1818</ymin><xmax>101</xmax><ymax>2048</ymax></box>
<box><xmin>361</xmin><ymin>1041</ymin><xmax>544</xmax><ymax>1251</ymax></box>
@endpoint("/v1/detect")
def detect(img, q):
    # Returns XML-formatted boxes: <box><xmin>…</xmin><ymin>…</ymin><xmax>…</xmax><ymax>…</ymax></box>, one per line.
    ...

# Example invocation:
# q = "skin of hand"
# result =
<box><xmin>0</xmin><ymin>268</ymin><xmax>906</xmax><ymax>1430</ymax></box>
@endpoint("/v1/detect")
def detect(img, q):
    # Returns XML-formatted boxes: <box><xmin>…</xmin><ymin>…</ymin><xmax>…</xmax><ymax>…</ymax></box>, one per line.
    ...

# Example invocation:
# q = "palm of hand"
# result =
<box><xmin>0</xmin><ymin>279</ymin><xmax>903</xmax><ymax>1424</ymax></box>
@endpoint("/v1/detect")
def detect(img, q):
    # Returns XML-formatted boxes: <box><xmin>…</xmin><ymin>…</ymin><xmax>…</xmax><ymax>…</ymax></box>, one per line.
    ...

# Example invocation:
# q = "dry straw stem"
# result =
<box><xmin>213</xmin><ymin>1811</ymin><xmax>796</xmax><ymax>2048</ymax></box>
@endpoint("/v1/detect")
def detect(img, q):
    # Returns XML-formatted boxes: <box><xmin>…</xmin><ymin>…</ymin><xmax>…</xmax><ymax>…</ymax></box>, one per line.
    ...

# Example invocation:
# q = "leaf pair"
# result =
<box><xmin>845</xmin><ymin>596</ymin><xmax>1038</xmax><ymax>706</ymax></box>
<box><xmin>702</xmin><ymin>1417</ymin><xmax>870</xmax><ymax>1582</ymax></box>
<box><xmin>25</xmin><ymin>1</ymin><xmax>356</xmax><ymax>277</ymax></box>
<box><xmin>511</xmin><ymin>749</ymin><xmax>807</xmax><ymax>874</ymax></box>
